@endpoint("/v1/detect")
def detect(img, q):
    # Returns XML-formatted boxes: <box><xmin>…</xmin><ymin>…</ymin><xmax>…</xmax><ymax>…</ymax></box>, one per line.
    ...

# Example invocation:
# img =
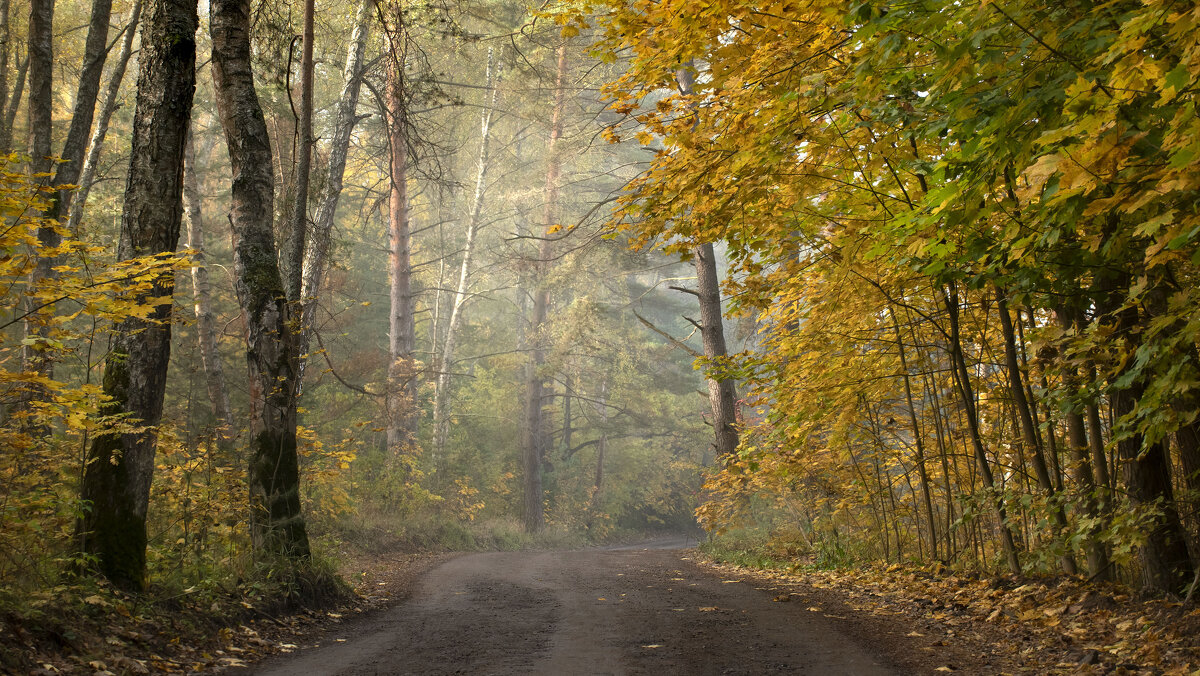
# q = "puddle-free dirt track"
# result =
<box><xmin>248</xmin><ymin>539</ymin><xmax>893</xmax><ymax>675</ymax></box>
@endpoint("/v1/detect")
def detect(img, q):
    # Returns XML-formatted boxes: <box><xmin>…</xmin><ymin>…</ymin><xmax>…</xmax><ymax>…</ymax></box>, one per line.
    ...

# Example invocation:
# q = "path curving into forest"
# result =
<box><xmin>246</xmin><ymin>539</ymin><xmax>894</xmax><ymax>675</ymax></box>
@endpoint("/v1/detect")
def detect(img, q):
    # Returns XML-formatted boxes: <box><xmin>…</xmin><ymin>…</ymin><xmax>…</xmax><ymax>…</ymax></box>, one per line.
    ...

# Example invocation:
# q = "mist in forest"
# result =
<box><xmin>0</xmin><ymin>0</ymin><xmax>735</xmax><ymax>603</ymax></box>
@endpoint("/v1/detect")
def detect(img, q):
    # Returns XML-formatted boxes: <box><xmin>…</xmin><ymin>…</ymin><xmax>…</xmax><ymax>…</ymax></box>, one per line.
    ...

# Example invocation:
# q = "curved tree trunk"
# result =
<box><xmin>693</xmin><ymin>241</ymin><xmax>739</xmax><ymax>457</ymax></box>
<box><xmin>76</xmin><ymin>0</ymin><xmax>198</xmax><ymax>591</ymax></box>
<box><xmin>211</xmin><ymin>0</ymin><xmax>310</xmax><ymax>559</ymax></box>
<box><xmin>675</xmin><ymin>65</ymin><xmax>739</xmax><ymax>460</ymax></box>
<box><xmin>297</xmin><ymin>0</ymin><xmax>371</xmax><ymax>384</ymax></box>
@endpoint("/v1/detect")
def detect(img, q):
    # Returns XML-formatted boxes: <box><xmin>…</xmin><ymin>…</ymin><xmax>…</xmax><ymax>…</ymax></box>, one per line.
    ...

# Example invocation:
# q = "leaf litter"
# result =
<box><xmin>701</xmin><ymin>556</ymin><xmax>1200</xmax><ymax>675</ymax></box>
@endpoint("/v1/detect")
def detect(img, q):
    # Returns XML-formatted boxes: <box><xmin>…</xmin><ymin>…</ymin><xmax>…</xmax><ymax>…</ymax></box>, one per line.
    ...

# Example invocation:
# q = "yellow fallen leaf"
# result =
<box><xmin>699</xmin><ymin>606</ymin><xmax>718</xmax><ymax>611</ymax></box>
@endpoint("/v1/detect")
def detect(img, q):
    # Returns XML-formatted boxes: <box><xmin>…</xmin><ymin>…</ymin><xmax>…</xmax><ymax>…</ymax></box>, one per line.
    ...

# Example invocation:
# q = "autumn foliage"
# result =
<box><xmin>581</xmin><ymin>0</ymin><xmax>1200</xmax><ymax>592</ymax></box>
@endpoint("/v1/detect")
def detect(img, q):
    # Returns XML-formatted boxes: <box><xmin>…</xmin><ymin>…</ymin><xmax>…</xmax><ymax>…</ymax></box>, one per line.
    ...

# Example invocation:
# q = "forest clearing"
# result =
<box><xmin>3</xmin><ymin>0</ymin><xmax>1200</xmax><ymax>672</ymax></box>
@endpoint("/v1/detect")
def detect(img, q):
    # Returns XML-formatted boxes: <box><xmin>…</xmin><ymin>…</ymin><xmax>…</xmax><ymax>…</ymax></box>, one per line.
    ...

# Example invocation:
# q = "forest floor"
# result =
<box><xmin>1</xmin><ymin>550</ymin><xmax>452</xmax><ymax>675</ymax></box>
<box><xmin>6</xmin><ymin>541</ymin><xmax>1200</xmax><ymax>674</ymax></box>
<box><xmin>700</xmin><ymin>555</ymin><xmax>1200</xmax><ymax>675</ymax></box>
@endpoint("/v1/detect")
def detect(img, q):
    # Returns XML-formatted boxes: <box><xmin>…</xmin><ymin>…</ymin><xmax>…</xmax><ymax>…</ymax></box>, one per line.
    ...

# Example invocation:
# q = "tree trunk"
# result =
<box><xmin>521</xmin><ymin>42</ymin><xmax>567</xmax><ymax>532</ymax></box>
<box><xmin>586</xmin><ymin>379</ymin><xmax>608</xmax><ymax>531</ymax></box>
<box><xmin>384</xmin><ymin>3</ymin><xmax>417</xmax><ymax>459</ymax></box>
<box><xmin>297</xmin><ymin>0</ymin><xmax>370</xmax><ymax>380</ymax></box>
<box><xmin>890</xmin><ymin>305</ymin><xmax>938</xmax><ymax>560</ymax></box>
<box><xmin>1054</xmin><ymin>307</ymin><xmax>1110</xmax><ymax>579</ymax></box>
<box><xmin>694</xmin><ymin>242</ymin><xmax>740</xmax><ymax>457</ymax></box>
<box><xmin>0</xmin><ymin>53</ymin><xmax>26</xmax><ymax>154</ymax></box>
<box><xmin>995</xmin><ymin>289</ymin><xmax>1077</xmax><ymax>575</ymax></box>
<box><xmin>49</xmin><ymin>0</ymin><xmax>114</xmax><ymax>224</ymax></box>
<box><xmin>943</xmin><ymin>283</ymin><xmax>1022</xmax><ymax>574</ymax></box>
<box><xmin>183</xmin><ymin>129</ymin><xmax>233</xmax><ymax>445</ymax></box>
<box><xmin>76</xmin><ymin>0</ymin><xmax>198</xmax><ymax>591</ymax></box>
<box><xmin>433</xmin><ymin>47</ymin><xmax>498</xmax><ymax>467</ymax></box>
<box><xmin>284</xmin><ymin>0</ymin><xmax>314</xmax><ymax>305</ymax></box>
<box><xmin>21</xmin><ymin>0</ymin><xmax>54</xmax><ymax>390</ymax></box>
<box><xmin>27</xmin><ymin>0</ymin><xmax>51</xmax><ymax>177</ymax></box>
<box><xmin>66</xmin><ymin>0</ymin><xmax>143</xmax><ymax>235</ymax></box>
<box><xmin>211</xmin><ymin>0</ymin><xmax>310</xmax><ymax>559</ymax></box>
<box><xmin>0</xmin><ymin>0</ymin><xmax>9</xmax><ymax>136</ymax></box>
<box><xmin>675</xmin><ymin>66</ymin><xmax>740</xmax><ymax>459</ymax></box>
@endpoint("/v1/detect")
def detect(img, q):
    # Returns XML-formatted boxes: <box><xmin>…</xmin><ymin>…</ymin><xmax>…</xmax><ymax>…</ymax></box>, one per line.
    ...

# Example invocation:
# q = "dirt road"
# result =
<box><xmin>248</xmin><ymin>541</ymin><xmax>894</xmax><ymax>675</ymax></box>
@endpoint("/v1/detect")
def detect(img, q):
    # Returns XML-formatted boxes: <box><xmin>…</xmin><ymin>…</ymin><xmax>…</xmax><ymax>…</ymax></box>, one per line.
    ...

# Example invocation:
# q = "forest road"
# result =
<box><xmin>248</xmin><ymin>540</ymin><xmax>894</xmax><ymax>675</ymax></box>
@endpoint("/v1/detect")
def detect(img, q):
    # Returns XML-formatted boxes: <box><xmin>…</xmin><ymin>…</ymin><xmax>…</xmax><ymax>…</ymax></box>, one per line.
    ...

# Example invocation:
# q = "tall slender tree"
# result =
<box><xmin>433</xmin><ymin>47</ymin><xmax>499</xmax><ymax>468</ymax></box>
<box><xmin>520</xmin><ymin>41</ymin><xmax>567</xmax><ymax>532</ymax></box>
<box><xmin>383</xmin><ymin>2</ymin><xmax>417</xmax><ymax>458</ymax></box>
<box><xmin>68</xmin><ymin>0</ymin><xmax>145</xmax><ymax>235</ymax></box>
<box><xmin>298</xmin><ymin>0</ymin><xmax>372</xmax><ymax>382</ymax></box>
<box><xmin>183</xmin><ymin>129</ymin><xmax>234</xmax><ymax>446</ymax></box>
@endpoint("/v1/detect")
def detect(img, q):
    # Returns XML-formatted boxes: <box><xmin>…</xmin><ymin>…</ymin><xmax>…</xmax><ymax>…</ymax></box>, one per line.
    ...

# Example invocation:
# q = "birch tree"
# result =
<box><xmin>210</xmin><ymin>0</ymin><xmax>310</xmax><ymax>559</ymax></box>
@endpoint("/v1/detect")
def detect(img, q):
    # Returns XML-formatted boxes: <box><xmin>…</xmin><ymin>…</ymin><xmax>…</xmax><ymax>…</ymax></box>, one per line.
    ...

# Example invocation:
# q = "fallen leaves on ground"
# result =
<box><xmin>0</xmin><ymin>552</ymin><xmax>450</xmax><ymax>675</ymax></box>
<box><xmin>701</xmin><ymin>556</ymin><xmax>1200</xmax><ymax>675</ymax></box>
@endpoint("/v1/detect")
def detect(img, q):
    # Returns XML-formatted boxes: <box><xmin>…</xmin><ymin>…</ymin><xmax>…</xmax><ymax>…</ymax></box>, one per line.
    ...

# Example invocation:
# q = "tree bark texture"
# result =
<box><xmin>183</xmin><ymin>129</ymin><xmax>234</xmax><ymax>443</ymax></box>
<box><xmin>385</xmin><ymin>3</ymin><xmax>417</xmax><ymax>458</ymax></box>
<box><xmin>211</xmin><ymin>0</ymin><xmax>311</xmax><ymax>559</ymax></box>
<box><xmin>49</xmin><ymin>0</ymin><xmax>114</xmax><ymax>222</ymax></box>
<box><xmin>76</xmin><ymin>0</ymin><xmax>197</xmax><ymax>591</ymax></box>
<box><xmin>0</xmin><ymin>0</ymin><xmax>9</xmax><ymax>137</ymax></box>
<box><xmin>694</xmin><ymin>242</ymin><xmax>739</xmax><ymax>458</ymax></box>
<box><xmin>0</xmin><ymin>53</ymin><xmax>25</xmax><ymax>154</ymax></box>
<box><xmin>68</xmin><ymin>0</ymin><xmax>143</xmax><ymax>235</ymax></box>
<box><xmin>521</xmin><ymin>42</ymin><xmax>567</xmax><ymax>533</ymax></box>
<box><xmin>433</xmin><ymin>47</ymin><xmax>498</xmax><ymax>467</ymax></box>
<box><xmin>21</xmin><ymin>0</ymin><xmax>55</xmax><ymax>388</ymax></box>
<box><xmin>1105</xmin><ymin>295</ymin><xmax>1193</xmax><ymax>592</ymax></box>
<box><xmin>284</xmin><ymin>0</ymin><xmax>314</xmax><ymax>304</ymax></box>
<box><xmin>27</xmin><ymin>0</ymin><xmax>52</xmax><ymax>177</ymax></box>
